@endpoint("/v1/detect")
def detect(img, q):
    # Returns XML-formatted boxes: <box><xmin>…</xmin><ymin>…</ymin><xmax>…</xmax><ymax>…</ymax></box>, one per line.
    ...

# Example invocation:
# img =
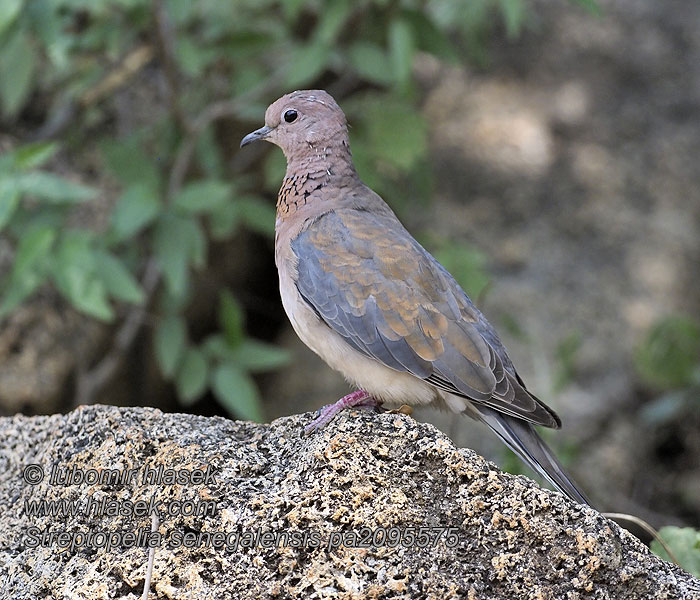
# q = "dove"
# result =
<box><xmin>240</xmin><ymin>90</ymin><xmax>589</xmax><ymax>505</ymax></box>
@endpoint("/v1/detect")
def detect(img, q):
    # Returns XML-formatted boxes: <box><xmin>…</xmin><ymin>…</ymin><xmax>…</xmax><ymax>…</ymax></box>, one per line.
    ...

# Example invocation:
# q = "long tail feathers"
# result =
<box><xmin>474</xmin><ymin>406</ymin><xmax>590</xmax><ymax>506</ymax></box>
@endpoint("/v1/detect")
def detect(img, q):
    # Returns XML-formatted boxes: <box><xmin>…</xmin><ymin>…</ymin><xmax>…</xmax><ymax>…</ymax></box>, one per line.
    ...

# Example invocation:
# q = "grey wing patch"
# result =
<box><xmin>292</xmin><ymin>211</ymin><xmax>437</xmax><ymax>379</ymax></box>
<box><xmin>291</xmin><ymin>209</ymin><xmax>560</xmax><ymax>428</ymax></box>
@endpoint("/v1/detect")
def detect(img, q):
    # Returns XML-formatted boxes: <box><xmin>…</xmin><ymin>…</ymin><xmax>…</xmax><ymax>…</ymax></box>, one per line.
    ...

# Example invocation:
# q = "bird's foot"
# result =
<box><xmin>388</xmin><ymin>404</ymin><xmax>413</xmax><ymax>416</ymax></box>
<box><xmin>304</xmin><ymin>390</ymin><xmax>380</xmax><ymax>435</ymax></box>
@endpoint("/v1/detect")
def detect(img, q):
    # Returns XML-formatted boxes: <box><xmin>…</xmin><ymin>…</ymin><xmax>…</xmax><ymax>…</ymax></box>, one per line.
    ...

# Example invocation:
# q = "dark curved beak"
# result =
<box><xmin>240</xmin><ymin>125</ymin><xmax>272</xmax><ymax>148</ymax></box>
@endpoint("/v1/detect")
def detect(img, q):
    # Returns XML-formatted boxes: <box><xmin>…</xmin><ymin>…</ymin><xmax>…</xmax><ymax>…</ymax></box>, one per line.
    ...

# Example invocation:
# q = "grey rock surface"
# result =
<box><xmin>1</xmin><ymin>405</ymin><xmax>699</xmax><ymax>599</ymax></box>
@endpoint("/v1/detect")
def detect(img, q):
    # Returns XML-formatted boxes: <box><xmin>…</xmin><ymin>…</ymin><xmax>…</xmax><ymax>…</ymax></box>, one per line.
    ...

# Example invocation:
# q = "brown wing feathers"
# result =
<box><xmin>292</xmin><ymin>208</ymin><xmax>559</xmax><ymax>428</ymax></box>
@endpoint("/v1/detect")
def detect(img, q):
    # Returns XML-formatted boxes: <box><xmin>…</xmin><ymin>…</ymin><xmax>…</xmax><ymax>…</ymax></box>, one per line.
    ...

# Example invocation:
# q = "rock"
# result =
<box><xmin>1</xmin><ymin>405</ymin><xmax>698</xmax><ymax>599</ymax></box>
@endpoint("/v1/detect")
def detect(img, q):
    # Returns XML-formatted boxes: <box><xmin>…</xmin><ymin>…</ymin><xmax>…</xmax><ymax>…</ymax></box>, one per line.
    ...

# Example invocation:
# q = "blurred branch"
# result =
<box><xmin>168</xmin><ymin>74</ymin><xmax>284</xmax><ymax>196</ymax></box>
<box><xmin>32</xmin><ymin>45</ymin><xmax>154</xmax><ymax>140</ymax></box>
<box><xmin>81</xmin><ymin>45</ymin><xmax>155</xmax><ymax>107</ymax></box>
<box><xmin>74</xmin><ymin>258</ymin><xmax>160</xmax><ymax>407</ymax></box>
<box><xmin>167</xmin><ymin>100</ymin><xmax>239</xmax><ymax>198</ymax></box>
<box><xmin>603</xmin><ymin>512</ymin><xmax>681</xmax><ymax>566</ymax></box>
<box><xmin>152</xmin><ymin>0</ymin><xmax>192</xmax><ymax>134</ymax></box>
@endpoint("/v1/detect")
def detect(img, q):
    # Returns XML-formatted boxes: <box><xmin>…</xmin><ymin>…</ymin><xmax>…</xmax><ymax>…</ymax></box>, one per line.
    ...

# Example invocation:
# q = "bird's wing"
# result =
<box><xmin>291</xmin><ymin>208</ymin><xmax>560</xmax><ymax>428</ymax></box>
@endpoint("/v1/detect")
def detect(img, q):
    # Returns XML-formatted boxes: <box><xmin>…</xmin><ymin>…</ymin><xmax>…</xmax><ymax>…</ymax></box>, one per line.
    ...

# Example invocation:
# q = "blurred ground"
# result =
<box><xmin>266</xmin><ymin>0</ymin><xmax>700</xmax><ymax>526</ymax></box>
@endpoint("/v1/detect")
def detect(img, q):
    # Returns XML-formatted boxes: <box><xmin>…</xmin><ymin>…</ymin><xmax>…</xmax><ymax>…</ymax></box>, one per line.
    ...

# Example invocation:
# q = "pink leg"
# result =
<box><xmin>304</xmin><ymin>390</ymin><xmax>381</xmax><ymax>435</ymax></box>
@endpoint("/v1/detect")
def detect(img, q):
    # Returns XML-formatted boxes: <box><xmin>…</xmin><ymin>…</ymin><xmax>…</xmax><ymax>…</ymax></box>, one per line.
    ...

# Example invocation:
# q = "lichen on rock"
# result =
<box><xmin>1</xmin><ymin>405</ymin><xmax>698</xmax><ymax>599</ymax></box>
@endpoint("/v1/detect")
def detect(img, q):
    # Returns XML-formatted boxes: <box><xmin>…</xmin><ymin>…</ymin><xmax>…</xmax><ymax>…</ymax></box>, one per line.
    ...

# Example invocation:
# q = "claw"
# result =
<box><xmin>304</xmin><ymin>390</ymin><xmax>380</xmax><ymax>435</ymax></box>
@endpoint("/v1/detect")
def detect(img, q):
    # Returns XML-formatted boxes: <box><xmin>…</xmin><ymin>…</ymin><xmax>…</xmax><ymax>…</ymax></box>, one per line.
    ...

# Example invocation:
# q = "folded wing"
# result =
<box><xmin>291</xmin><ymin>208</ymin><xmax>560</xmax><ymax>429</ymax></box>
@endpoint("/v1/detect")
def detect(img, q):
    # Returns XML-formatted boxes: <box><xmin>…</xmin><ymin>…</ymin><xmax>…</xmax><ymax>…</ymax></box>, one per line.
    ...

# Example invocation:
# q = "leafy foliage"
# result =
<box><xmin>635</xmin><ymin>315</ymin><xmax>700</xmax><ymax>425</ymax></box>
<box><xmin>636</xmin><ymin>315</ymin><xmax>700</xmax><ymax>390</ymax></box>
<box><xmin>651</xmin><ymin>526</ymin><xmax>700</xmax><ymax>578</ymax></box>
<box><xmin>421</xmin><ymin>235</ymin><xmax>490</xmax><ymax>301</ymax></box>
<box><xmin>0</xmin><ymin>0</ymin><xmax>570</xmax><ymax>419</ymax></box>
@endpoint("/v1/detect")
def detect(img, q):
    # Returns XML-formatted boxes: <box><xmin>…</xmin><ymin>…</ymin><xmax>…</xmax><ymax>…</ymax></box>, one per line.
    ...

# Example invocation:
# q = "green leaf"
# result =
<box><xmin>155</xmin><ymin>315</ymin><xmax>187</xmax><ymax>378</ymax></box>
<box><xmin>70</xmin><ymin>278</ymin><xmax>113</xmax><ymax>320</ymax></box>
<box><xmin>569</xmin><ymin>0</ymin><xmax>602</xmax><ymax>16</ymax></box>
<box><xmin>282</xmin><ymin>0</ymin><xmax>306</xmax><ymax>21</ymax></box>
<box><xmin>635</xmin><ymin>315</ymin><xmax>700</xmax><ymax>389</ymax></box>
<box><xmin>153</xmin><ymin>213</ymin><xmax>205</xmax><ymax>298</ymax></box>
<box><xmin>403</xmin><ymin>10</ymin><xmax>458</xmax><ymax>62</ymax></box>
<box><xmin>0</xmin><ymin>273</ymin><xmax>42</xmax><ymax>318</ymax></box>
<box><xmin>0</xmin><ymin>0</ymin><xmax>22</xmax><ymax>37</ymax></box>
<box><xmin>13</xmin><ymin>172</ymin><xmax>97</xmax><ymax>203</ymax></box>
<box><xmin>499</xmin><ymin>0</ymin><xmax>526</xmax><ymax>39</ymax></box>
<box><xmin>364</xmin><ymin>98</ymin><xmax>427</xmax><ymax>170</ymax></box>
<box><xmin>651</xmin><ymin>527</ymin><xmax>700</xmax><ymax>578</ymax></box>
<box><xmin>219</xmin><ymin>290</ymin><xmax>244</xmax><ymax>347</ymax></box>
<box><xmin>226</xmin><ymin>31</ymin><xmax>276</xmax><ymax>60</ymax></box>
<box><xmin>11</xmin><ymin>141</ymin><xmax>58</xmax><ymax>170</ymax></box>
<box><xmin>155</xmin><ymin>231</ymin><xmax>188</xmax><ymax>299</ymax></box>
<box><xmin>228</xmin><ymin>339</ymin><xmax>291</xmax><ymax>372</ymax></box>
<box><xmin>0</xmin><ymin>29</ymin><xmax>37</xmax><ymax>117</ymax></box>
<box><xmin>202</xmin><ymin>335</ymin><xmax>289</xmax><ymax>372</ymax></box>
<box><xmin>347</xmin><ymin>42</ymin><xmax>394</xmax><ymax>85</ymax></box>
<box><xmin>173</xmin><ymin>180</ymin><xmax>231</xmax><ymax>214</ymax></box>
<box><xmin>0</xmin><ymin>183</ymin><xmax>20</xmax><ymax>230</ymax></box>
<box><xmin>175</xmin><ymin>347</ymin><xmax>208</xmax><ymax>404</ymax></box>
<box><xmin>109</xmin><ymin>184</ymin><xmax>161</xmax><ymax>241</ymax></box>
<box><xmin>211</xmin><ymin>363</ymin><xmax>264</xmax><ymax>422</ymax></box>
<box><xmin>94</xmin><ymin>250</ymin><xmax>145</xmax><ymax>304</ymax></box>
<box><xmin>100</xmin><ymin>139</ymin><xmax>161</xmax><ymax>192</ymax></box>
<box><xmin>237</xmin><ymin>196</ymin><xmax>275</xmax><ymax>237</ymax></box>
<box><xmin>175</xmin><ymin>36</ymin><xmax>217</xmax><ymax>77</ymax></box>
<box><xmin>166</xmin><ymin>0</ymin><xmax>197</xmax><ymax>25</ymax></box>
<box><xmin>195</xmin><ymin>126</ymin><xmax>224</xmax><ymax>178</ymax></box>
<box><xmin>314</xmin><ymin>0</ymin><xmax>351</xmax><ymax>45</ymax></box>
<box><xmin>189</xmin><ymin>219</ymin><xmax>206</xmax><ymax>268</ymax></box>
<box><xmin>285</xmin><ymin>42</ymin><xmax>329</xmax><ymax>88</ymax></box>
<box><xmin>0</xmin><ymin>225</ymin><xmax>55</xmax><ymax>317</ymax></box>
<box><xmin>51</xmin><ymin>232</ymin><xmax>114</xmax><ymax>321</ymax></box>
<box><xmin>430</xmin><ymin>238</ymin><xmax>489</xmax><ymax>300</ymax></box>
<box><xmin>13</xmin><ymin>225</ymin><xmax>56</xmax><ymax>276</ymax></box>
<box><xmin>388</xmin><ymin>18</ymin><xmax>414</xmax><ymax>88</ymax></box>
<box><xmin>208</xmin><ymin>201</ymin><xmax>242</xmax><ymax>240</ymax></box>
<box><xmin>202</xmin><ymin>334</ymin><xmax>232</xmax><ymax>360</ymax></box>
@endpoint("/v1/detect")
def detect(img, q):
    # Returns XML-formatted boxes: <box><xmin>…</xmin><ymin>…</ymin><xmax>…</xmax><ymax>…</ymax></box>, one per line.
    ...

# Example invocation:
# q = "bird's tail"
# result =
<box><xmin>474</xmin><ymin>406</ymin><xmax>590</xmax><ymax>506</ymax></box>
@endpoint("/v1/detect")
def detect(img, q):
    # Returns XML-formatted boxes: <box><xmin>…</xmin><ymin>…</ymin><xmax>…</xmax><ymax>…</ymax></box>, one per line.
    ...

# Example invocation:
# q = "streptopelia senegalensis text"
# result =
<box><xmin>240</xmin><ymin>89</ymin><xmax>589</xmax><ymax>505</ymax></box>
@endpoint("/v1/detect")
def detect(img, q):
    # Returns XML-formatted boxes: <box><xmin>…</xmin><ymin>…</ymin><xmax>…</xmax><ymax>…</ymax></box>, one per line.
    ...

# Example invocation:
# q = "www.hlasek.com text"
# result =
<box><xmin>24</xmin><ymin>493</ymin><xmax>217</xmax><ymax>519</ymax></box>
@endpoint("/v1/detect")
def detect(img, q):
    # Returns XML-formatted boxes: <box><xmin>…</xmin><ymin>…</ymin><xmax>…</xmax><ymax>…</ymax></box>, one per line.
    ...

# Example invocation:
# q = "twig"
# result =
<box><xmin>603</xmin><ymin>512</ymin><xmax>682</xmax><ymax>568</ymax></box>
<box><xmin>140</xmin><ymin>511</ymin><xmax>159</xmax><ymax>600</ymax></box>
<box><xmin>31</xmin><ymin>45</ymin><xmax>154</xmax><ymax>141</ymax></box>
<box><xmin>167</xmin><ymin>72</ymin><xmax>283</xmax><ymax>197</ymax></box>
<box><xmin>80</xmin><ymin>45</ymin><xmax>155</xmax><ymax>108</ymax></box>
<box><xmin>74</xmin><ymin>258</ymin><xmax>160</xmax><ymax>407</ymax></box>
<box><xmin>167</xmin><ymin>100</ymin><xmax>240</xmax><ymax>198</ymax></box>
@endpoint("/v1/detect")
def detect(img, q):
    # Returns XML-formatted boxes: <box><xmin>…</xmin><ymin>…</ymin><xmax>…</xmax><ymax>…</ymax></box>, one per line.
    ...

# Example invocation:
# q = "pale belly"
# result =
<box><xmin>278</xmin><ymin>269</ymin><xmax>449</xmax><ymax>408</ymax></box>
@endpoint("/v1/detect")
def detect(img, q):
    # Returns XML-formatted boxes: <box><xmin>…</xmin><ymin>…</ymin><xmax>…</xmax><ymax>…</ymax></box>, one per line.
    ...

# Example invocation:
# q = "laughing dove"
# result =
<box><xmin>241</xmin><ymin>90</ymin><xmax>589</xmax><ymax>505</ymax></box>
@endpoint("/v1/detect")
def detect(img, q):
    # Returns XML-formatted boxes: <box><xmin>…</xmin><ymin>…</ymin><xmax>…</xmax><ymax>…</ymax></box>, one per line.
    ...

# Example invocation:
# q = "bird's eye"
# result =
<box><xmin>283</xmin><ymin>109</ymin><xmax>298</xmax><ymax>123</ymax></box>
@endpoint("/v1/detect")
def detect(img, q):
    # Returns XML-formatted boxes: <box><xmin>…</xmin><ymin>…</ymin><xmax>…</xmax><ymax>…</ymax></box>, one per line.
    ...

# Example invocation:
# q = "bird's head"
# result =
<box><xmin>240</xmin><ymin>90</ymin><xmax>349</xmax><ymax>158</ymax></box>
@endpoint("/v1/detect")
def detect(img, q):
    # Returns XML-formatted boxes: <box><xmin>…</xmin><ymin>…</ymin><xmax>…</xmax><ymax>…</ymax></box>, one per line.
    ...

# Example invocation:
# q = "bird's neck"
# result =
<box><xmin>277</xmin><ymin>141</ymin><xmax>357</xmax><ymax>217</ymax></box>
